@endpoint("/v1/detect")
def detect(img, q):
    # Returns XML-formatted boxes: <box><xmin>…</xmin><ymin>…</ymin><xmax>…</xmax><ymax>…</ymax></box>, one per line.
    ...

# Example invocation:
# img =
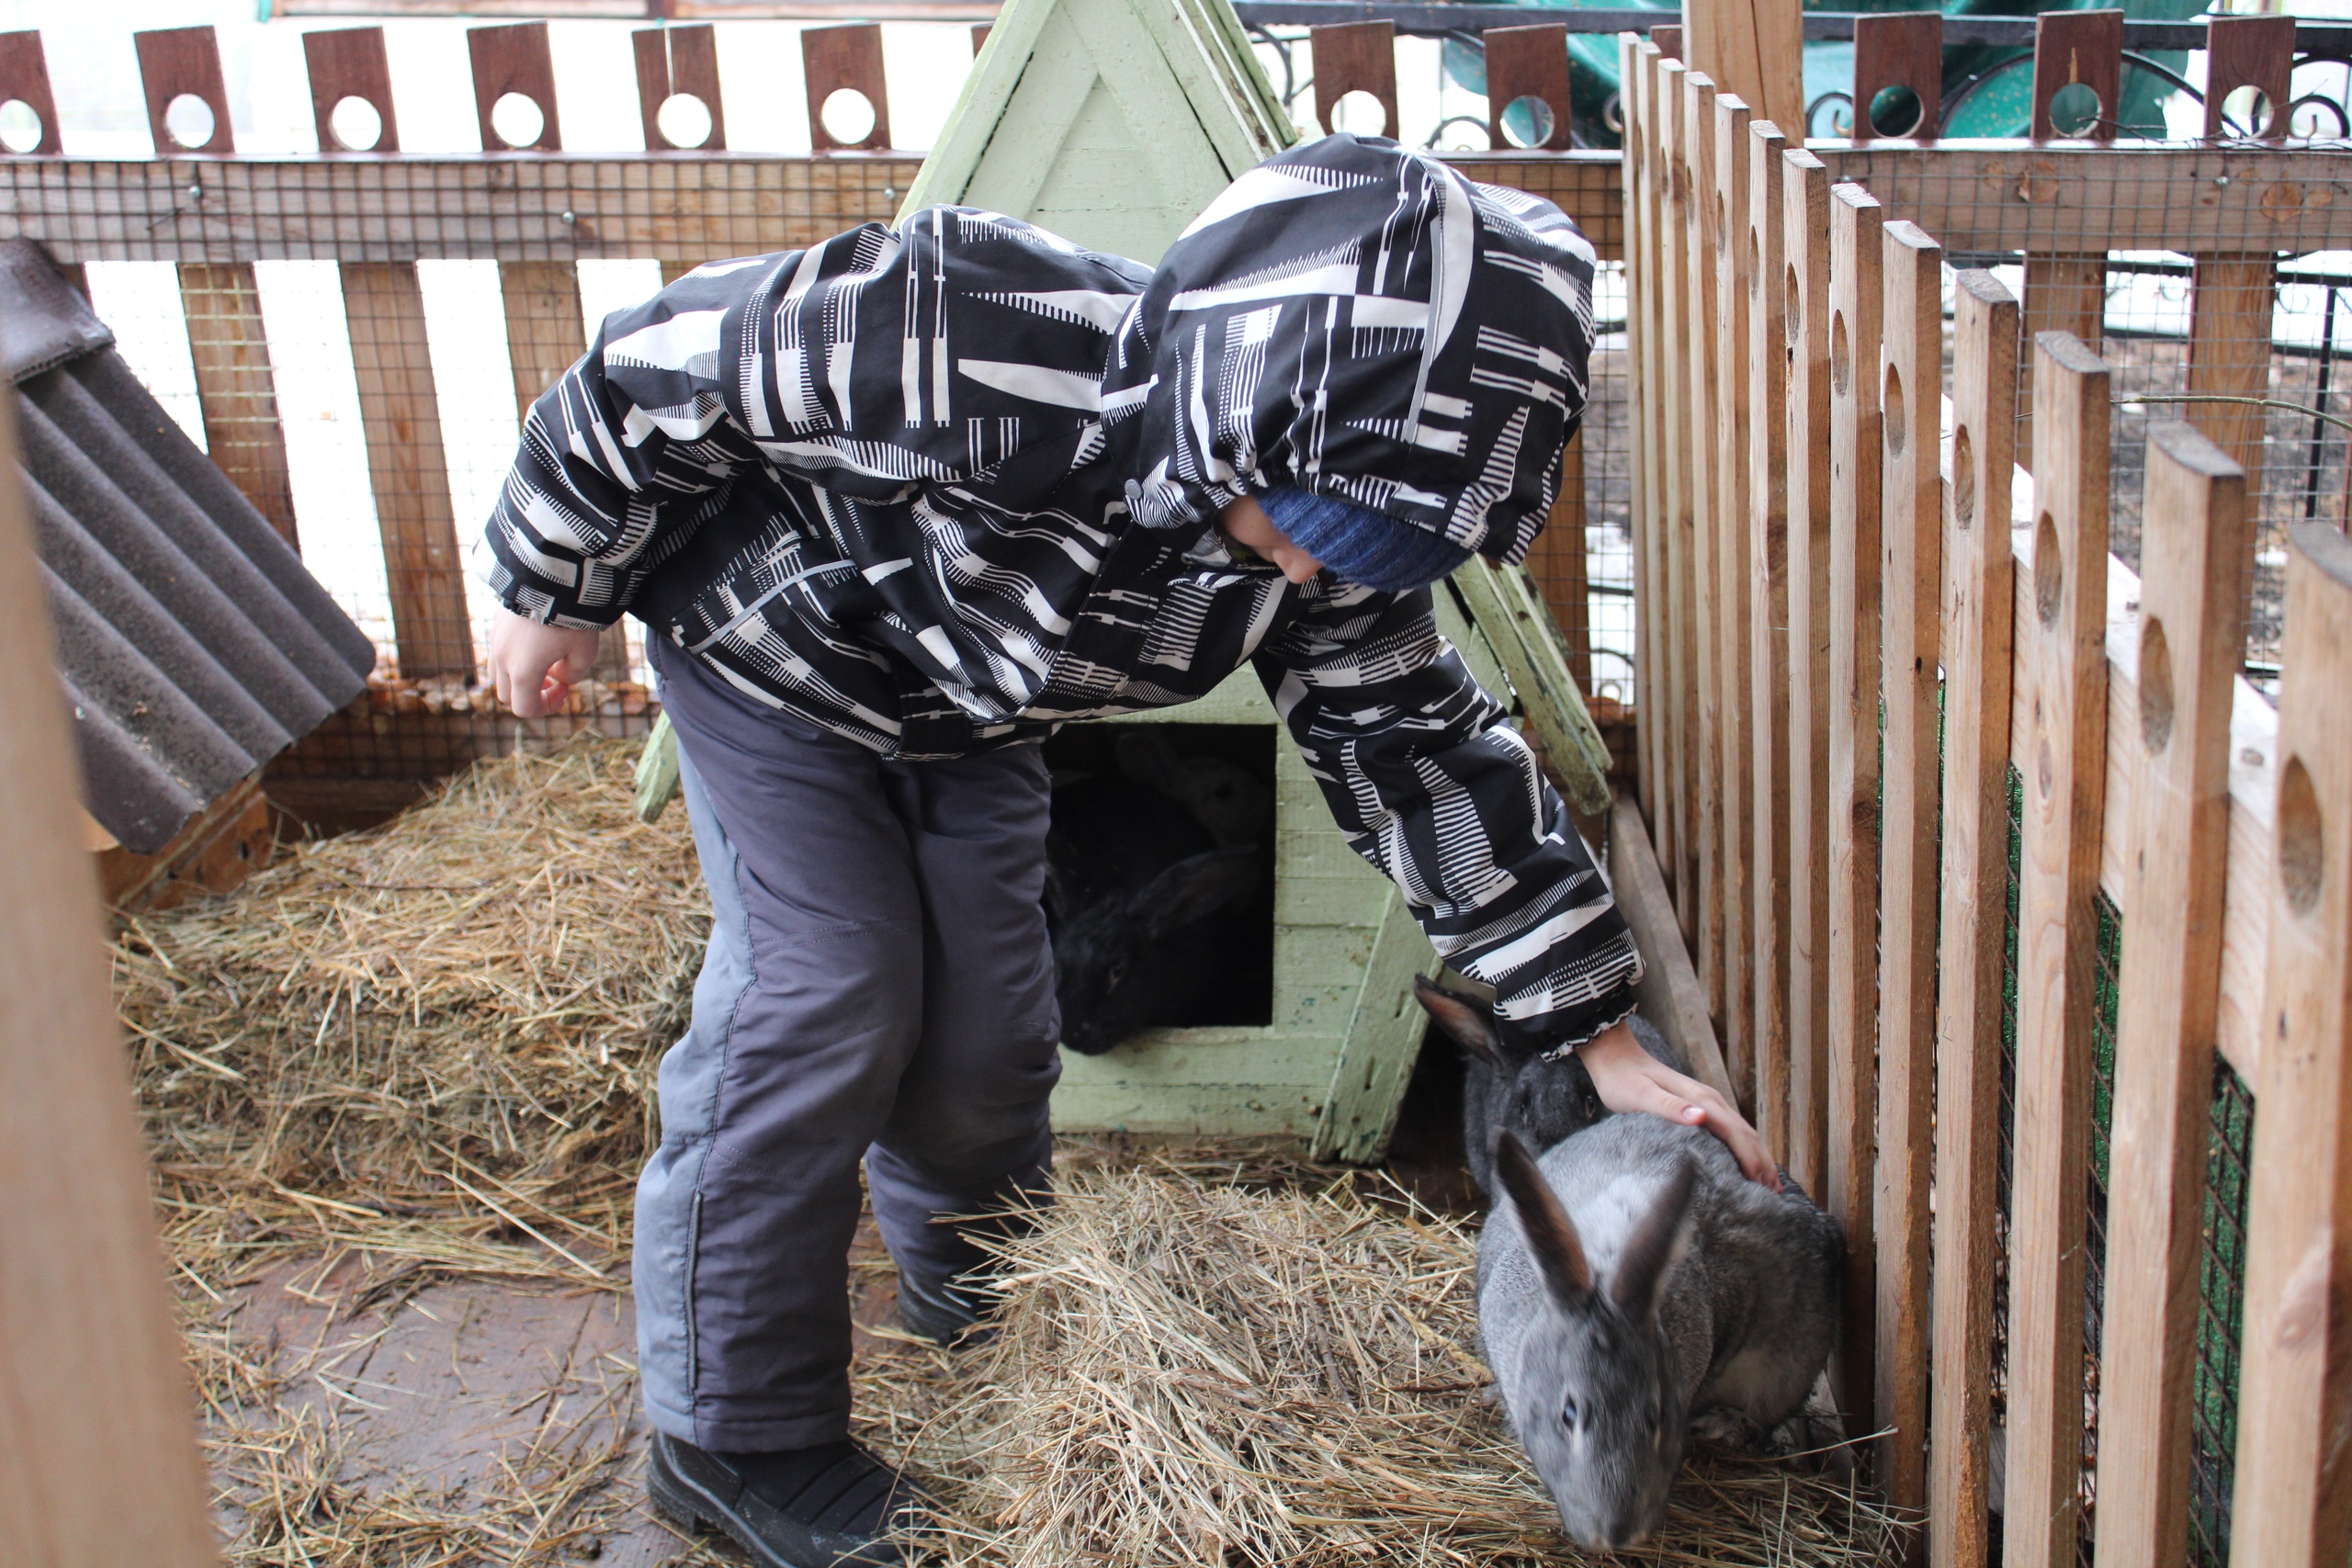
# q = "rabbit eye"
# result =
<box><xmin>1560</xmin><ymin>1393</ymin><xmax>1579</xmax><ymax>1429</ymax></box>
<box><xmin>1106</xmin><ymin>960</ymin><xmax>1127</xmax><ymax>989</ymax></box>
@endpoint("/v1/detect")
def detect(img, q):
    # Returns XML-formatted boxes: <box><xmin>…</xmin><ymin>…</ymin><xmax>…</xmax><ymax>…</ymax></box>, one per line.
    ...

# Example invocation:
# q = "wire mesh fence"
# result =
<box><xmin>2079</xmin><ymin>887</ymin><xmax>2123</xmax><ymax>1567</ymax></box>
<box><xmin>1582</xmin><ymin>259</ymin><xmax>1636</xmax><ymax>709</ymax></box>
<box><xmin>2001</xmin><ymin>250</ymin><xmax>2351</xmax><ymax>690</ymax></box>
<box><xmin>59</xmin><ymin>152</ymin><xmax>918</xmax><ymax>779</ymax></box>
<box><xmin>1993</xmin><ymin>763</ymin><xmax>2021</xmax><ymax>1459</ymax></box>
<box><xmin>1835</xmin><ymin>140</ymin><xmax>2352</xmax><ymax>689</ymax></box>
<box><xmin>92</xmin><ymin>223</ymin><xmax>1645</xmax><ymax>775</ymax></box>
<box><xmin>2191</xmin><ymin>1057</ymin><xmax>2256</xmax><ymax>1568</ymax></box>
<box><xmin>1987</xmin><ymin>761</ymin><xmax>2256</xmax><ymax>1568</ymax></box>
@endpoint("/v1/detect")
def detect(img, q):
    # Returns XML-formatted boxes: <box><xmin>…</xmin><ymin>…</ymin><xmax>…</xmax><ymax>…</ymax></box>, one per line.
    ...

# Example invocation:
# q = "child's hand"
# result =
<box><xmin>1577</xmin><ymin>1020</ymin><xmax>1781</xmax><ymax>1190</ymax></box>
<box><xmin>488</xmin><ymin>607</ymin><xmax>601</xmax><ymax>717</ymax></box>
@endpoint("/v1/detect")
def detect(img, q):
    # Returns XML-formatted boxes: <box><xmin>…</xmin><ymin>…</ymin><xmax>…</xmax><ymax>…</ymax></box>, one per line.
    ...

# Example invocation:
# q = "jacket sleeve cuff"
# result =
<box><xmin>1526</xmin><ymin>988</ymin><xmax>1641</xmax><ymax>1061</ymax></box>
<box><xmin>473</xmin><ymin>533</ymin><xmax>628</xmax><ymax>631</ymax></box>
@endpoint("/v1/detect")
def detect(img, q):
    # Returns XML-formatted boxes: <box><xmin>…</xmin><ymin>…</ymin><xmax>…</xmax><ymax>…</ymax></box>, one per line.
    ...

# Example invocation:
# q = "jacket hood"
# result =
<box><xmin>1103</xmin><ymin>133</ymin><xmax>1598</xmax><ymax>566</ymax></box>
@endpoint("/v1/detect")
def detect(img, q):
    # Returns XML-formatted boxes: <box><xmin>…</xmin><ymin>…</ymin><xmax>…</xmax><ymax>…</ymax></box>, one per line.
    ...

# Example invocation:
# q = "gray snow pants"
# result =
<box><xmin>636</xmin><ymin>637</ymin><xmax>1062</xmax><ymax>1451</ymax></box>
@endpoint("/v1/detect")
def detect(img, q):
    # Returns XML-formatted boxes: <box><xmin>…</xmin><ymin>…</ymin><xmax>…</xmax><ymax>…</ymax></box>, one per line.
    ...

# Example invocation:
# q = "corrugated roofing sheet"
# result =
<box><xmin>5</xmin><ymin>240</ymin><xmax>376</xmax><ymax>853</ymax></box>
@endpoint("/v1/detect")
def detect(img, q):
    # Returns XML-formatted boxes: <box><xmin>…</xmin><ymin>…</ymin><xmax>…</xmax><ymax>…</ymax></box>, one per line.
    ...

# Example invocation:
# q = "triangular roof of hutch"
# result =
<box><xmin>898</xmin><ymin>0</ymin><xmax>1296</xmax><ymax>265</ymax></box>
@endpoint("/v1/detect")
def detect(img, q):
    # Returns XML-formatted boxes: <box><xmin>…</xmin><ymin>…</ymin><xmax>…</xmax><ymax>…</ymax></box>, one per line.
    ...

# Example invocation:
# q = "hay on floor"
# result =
<box><xmin>858</xmin><ymin>1163</ymin><xmax>1910</xmax><ymax>1568</ymax></box>
<box><xmin>121</xmin><ymin>738</ymin><xmax>1907</xmax><ymax>1566</ymax></box>
<box><xmin>119</xmin><ymin>738</ymin><xmax>704</xmax><ymax>1294</ymax></box>
<box><xmin>116</xmin><ymin>739</ymin><xmax>707</xmax><ymax>1564</ymax></box>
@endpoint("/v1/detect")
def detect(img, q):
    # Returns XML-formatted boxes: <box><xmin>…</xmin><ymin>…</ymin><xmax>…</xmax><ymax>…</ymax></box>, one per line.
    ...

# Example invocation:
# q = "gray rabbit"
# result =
<box><xmin>1478</xmin><ymin>1114</ymin><xmax>1844</xmax><ymax>1551</ymax></box>
<box><xmin>1413</xmin><ymin>975</ymin><xmax>1687</xmax><ymax>1199</ymax></box>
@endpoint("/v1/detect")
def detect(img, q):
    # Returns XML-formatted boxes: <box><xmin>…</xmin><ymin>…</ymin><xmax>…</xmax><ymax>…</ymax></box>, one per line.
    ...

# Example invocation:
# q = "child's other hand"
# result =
<box><xmin>488</xmin><ymin>607</ymin><xmax>601</xmax><ymax>718</ymax></box>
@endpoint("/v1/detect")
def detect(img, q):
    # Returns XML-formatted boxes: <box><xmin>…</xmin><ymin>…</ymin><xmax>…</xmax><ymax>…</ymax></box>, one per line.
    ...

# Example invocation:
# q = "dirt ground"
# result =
<box><xmin>214</xmin><ymin>1213</ymin><xmax>915</xmax><ymax>1565</ymax></box>
<box><xmin>207</xmin><ymin>1074</ymin><xmax>1481</xmax><ymax>1562</ymax></box>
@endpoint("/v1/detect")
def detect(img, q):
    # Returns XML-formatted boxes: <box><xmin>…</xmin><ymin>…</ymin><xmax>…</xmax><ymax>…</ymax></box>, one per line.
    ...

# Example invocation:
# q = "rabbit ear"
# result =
<box><xmin>1611</xmin><ymin>1158</ymin><xmax>1698</xmax><ymax>1320</ymax></box>
<box><xmin>1494</xmin><ymin>1130</ymin><xmax>1591</xmax><ymax>1306</ymax></box>
<box><xmin>1412</xmin><ymin>974</ymin><xmax>1510</xmax><ymax>1069</ymax></box>
<box><xmin>1043</xmin><ymin>833</ymin><xmax>1084</xmax><ymax>924</ymax></box>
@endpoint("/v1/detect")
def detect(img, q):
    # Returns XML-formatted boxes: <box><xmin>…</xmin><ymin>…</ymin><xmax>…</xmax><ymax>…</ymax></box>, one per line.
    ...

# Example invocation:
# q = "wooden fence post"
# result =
<box><xmin>1308</xmin><ymin>21</ymin><xmax>1398</xmax><ymax>141</ymax></box>
<box><xmin>804</xmin><ymin>24</ymin><xmax>895</xmax><ymax>152</ymax></box>
<box><xmin>470</xmin><ymin>25</ymin><xmax>588</xmax><ymax>430</ymax></box>
<box><xmin>635</xmin><ymin>22</ymin><xmax>728</xmax><ymax>155</ymax></box>
<box><xmin>470</xmin><ymin>21</ymin><xmax>632</xmax><ymax>681</ymax></box>
<box><xmin>1648</xmin><ymin>43</ymin><xmax>1676</xmax><ymax>871</ymax></box>
<box><xmin>2228</xmin><ymin>520</ymin><xmax>2352</xmax><ymax>1568</ymax></box>
<box><xmin>1781</xmin><ymin>146</ymin><xmax>1834</xmax><ymax>1196</ymax></box>
<box><xmin>0</xmin><ymin>385</ymin><xmax>219</xmax><ymax>1568</ymax></box>
<box><xmin>2005</xmin><ymin>329</ymin><xmax>2112</xmax><ymax>1568</ymax></box>
<box><xmin>1826</xmin><ymin>179</ymin><xmax>1885</xmax><ymax>1427</ymax></box>
<box><xmin>178</xmin><ymin>263</ymin><xmax>298</xmax><ymax>551</ymax></box>
<box><xmin>1684</xmin><ymin>68</ymin><xmax>1728</xmax><ymax>1052</ymax></box>
<box><xmin>2095</xmin><ymin>420</ymin><xmax>2252</xmax><ymax>1568</ymax></box>
<box><xmin>1485</xmin><ymin>25</ymin><xmax>1573</xmax><ymax>152</ymax></box>
<box><xmin>304</xmin><ymin>27</ymin><xmax>475</xmax><ymax>682</ymax></box>
<box><xmin>1659</xmin><ymin>55</ymin><xmax>1700</xmax><ymax>939</ymax></box>
<box><xmin>0</xmin><ymin>29</ymin><xmax>75</xmax><ymax>301</ymax></box>
<box><xmin>2185</xmin><ymin>254</ymin><xmax>2277</xmax><ymax>519</ymax></box>
<box><xmin>2203</xmin><ymin>13</ymin><xmax>2296</xmax><ymax>141</ymax></box>
<box><xmin>635</xmin><ymin>24</ymin><xmax>728</xmax><ymax>286</ymax></box>
<box><xmin>1930</xmin><ymin>267</ymin><xmax>2020</xmax><ymax>1568</ymax></box>
<box><xmin>1876</xmin><ymin>215</ymin><xmax>1941</xmax><ymax>1519</ymax></box>
<box><xmin>342</xmin><ymin>264</ymin><xmax>475</xmax><ymax>682</ymax></box>
<box><xmin>2018</xmin><ymin>11</ymin><xmax>2119</xmax><ymax>457</ymax></box>
<box><xmin>1683</xmin><ymin>0</ymin><xmax>1804</xmax><ymax>137</ymax></box>
<box><xmin>1851</xmin><ymin>12</ymin><xmax>1943</xmax><ymax>143</ymax></box>
<box><xmin>2201</xmin><ymin>12</ymin><xmax>2295</xmax><ymax>141</ymax></box>
<box><xmin>2019</xmin><ymin>255</ymin><xmax>2103</xmax><ymax>457</ymax></box>
<box><xmin>1626</xmin><ymin>36</ymin><xmax>1668</xmax><ymax>844</ymax></box>
<box><xmin>304</xmin><ymin>25</ymin><xmax>399</xmax><ymax>151</ymax></box>
<box><xmin>2029</xmin><ymin>10</ymin><xmax>2123</xmax><ymax>144</ymax></box>
<box><xmin>1747</xmin><ymin>117</ymin><xmax>1792</xmax><ymax>1156</ymax></box>
<box><xmin>135</xmin><ymin>27</ymin><xmax>300</xmax><ymax>551</ymax></box>
<box><xmin>0</xmin><ymin>29</ymin><xmax>65</xmax><ymax>157</ymax></box>
<box><xmin>501</xmin><ymin>258</ymin><xmax>591</xmax><ymax>432</ymax></box>
<box><xmin>1713</xmin><ymin>88</ymin><xmax>1755</xmax><ymax>1111</ymax></box>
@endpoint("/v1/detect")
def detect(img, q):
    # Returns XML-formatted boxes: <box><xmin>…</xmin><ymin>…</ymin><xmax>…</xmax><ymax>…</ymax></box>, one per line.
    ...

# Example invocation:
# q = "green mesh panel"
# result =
<box><xmin>1990</xmin><ymin>764</ymin><xmax>2250</xmax><ymax>1568</ymax></box>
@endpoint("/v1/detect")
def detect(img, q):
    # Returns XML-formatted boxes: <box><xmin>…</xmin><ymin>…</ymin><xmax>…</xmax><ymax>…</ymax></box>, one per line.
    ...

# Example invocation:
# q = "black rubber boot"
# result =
<box><xmin>894</xmin><ymin>1269</ymin><xmax>993</xmax><ymax>1348</ymax></box>
<box><xmin>648</xmin><ymin>1431</ymin><xmax>929</xmax><ymax>1567</ymax></box>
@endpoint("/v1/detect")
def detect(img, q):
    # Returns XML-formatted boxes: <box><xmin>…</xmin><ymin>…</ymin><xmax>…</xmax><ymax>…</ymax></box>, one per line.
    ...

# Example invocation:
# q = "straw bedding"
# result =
<box><xmin>119</xmin><ymin>738</ymin><xmax>1908</xmax><ymax>1566</ymax></box>
<box><xmin>117</xmin><ymin>739</ymin><xmax>701</xmax><ymax>1563</ymax></box>
<box><xmin>863</xmin><ymin>1163</ymin><xmax>1907</xmax><ymax>1567</ymax></box>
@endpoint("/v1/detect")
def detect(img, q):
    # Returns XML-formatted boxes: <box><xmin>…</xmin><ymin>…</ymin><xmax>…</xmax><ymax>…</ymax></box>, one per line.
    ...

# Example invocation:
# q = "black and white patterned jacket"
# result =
<box><xmin>476</xmin><ymin>134</ymin><xmax>1641</xmax><ymax>1051</ymax></box>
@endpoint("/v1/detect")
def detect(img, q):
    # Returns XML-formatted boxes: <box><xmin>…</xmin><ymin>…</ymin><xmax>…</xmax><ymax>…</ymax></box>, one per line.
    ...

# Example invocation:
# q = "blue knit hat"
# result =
<box><xmin>1260</xmin><ymin>487</ymin><xmax>1471</xmax><ymax>593</ymax></box>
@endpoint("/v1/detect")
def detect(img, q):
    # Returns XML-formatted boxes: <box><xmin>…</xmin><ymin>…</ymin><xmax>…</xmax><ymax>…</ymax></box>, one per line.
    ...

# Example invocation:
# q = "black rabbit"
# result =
<box><xmin>1045</xmin><ymin>773</ymin><xmax>1262</xmax><ymax>1055</ymax></box>
<box><xmin>1415</xmin><ymin>974</ymin><xmax>1690</xmax><ymax>1199</ymax></box>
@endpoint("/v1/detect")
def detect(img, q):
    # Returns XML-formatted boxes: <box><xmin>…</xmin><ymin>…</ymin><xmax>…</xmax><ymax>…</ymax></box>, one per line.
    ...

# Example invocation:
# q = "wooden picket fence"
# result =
<box><xmin>0</xmin><ymin>18</ymin><xmax>1624</xmax><ymax>793</ymax></box>
<box><xmin>1623</xmin><ymin>26</ymin><xmax>2352</xmax><ymax>1568</ymax></box>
